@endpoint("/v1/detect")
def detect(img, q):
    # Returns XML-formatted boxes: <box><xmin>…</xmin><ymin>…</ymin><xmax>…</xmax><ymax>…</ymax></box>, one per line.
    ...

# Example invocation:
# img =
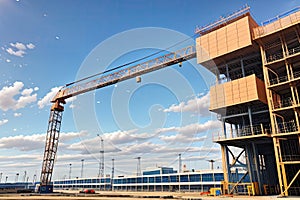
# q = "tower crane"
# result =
<box><xmin>38</xmin><ymin>45</ymin><xmax>196</xmax><ymax>192</ymax></box>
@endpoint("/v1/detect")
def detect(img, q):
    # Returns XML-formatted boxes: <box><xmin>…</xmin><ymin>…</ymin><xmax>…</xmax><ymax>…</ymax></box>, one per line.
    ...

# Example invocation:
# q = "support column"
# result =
<box><xmin>273</xmin><ymin>137</ymin><xmax>285</xmax><ymax>196</ymax></box>
<box><xmin>221</xmin><ymin>145</ymin><xmax>230</xmax><ymax>194</ymax></box>
<box><xmin>222</xmin><ymin>118</ymin><xmax>227</xmax><ymax>139</ymax></box>
<box><xmin>248</xmin><ymin>106</ymin><xmax>254</xmax><ymax>135</ymax></box>
<box><xmin>241</xmin><ymin>58</ymin><xmax>245</xmax><ymax>77</ymax></box>
<box><xmin>245</xmin><ymin>145</ymin><xmax>254</xmax><ymax>183</ymax></box>
<box><xmin>252</xmin><ymin>143</ymin><xmax>263</xmax><ymax>195</ymax></box>
<box><xmin>226</xmin><ymin>64</ymin><xmax>230</xmax><ymax>81</ymax></box>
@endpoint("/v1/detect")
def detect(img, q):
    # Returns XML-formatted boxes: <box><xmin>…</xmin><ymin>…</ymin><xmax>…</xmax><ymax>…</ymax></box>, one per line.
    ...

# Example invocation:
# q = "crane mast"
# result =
<box><xmin>39</xmin><ymin>45</ymin><xmax>196</xmax><ymax>192</ymax></box>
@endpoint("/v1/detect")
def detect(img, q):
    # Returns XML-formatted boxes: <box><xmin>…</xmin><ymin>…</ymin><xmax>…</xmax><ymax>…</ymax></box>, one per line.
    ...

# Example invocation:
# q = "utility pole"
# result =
<box><xmin>111</xmin><ymin>158</ymin><xmax>115</xmax><ymax>179</ymax></box>
<box><xmin>134</xmin><ymin>157</ymin><xmax>141</xmax><ymax>176</ymax></box>
<box><xmin>69</xmin><ymin>163</ymin><xmax>72</xmax><ymax>179</ymax></box>
<box><xmin>111</xmin><ymin>158</ymin><xmax>115</xmax><ymax>191</ymax></box>
<box><xmin>208</xmin><ymin>159</ymin><xmax>215</xmax><ymax>170</ymax></box>
<box><xmin>97</xmin><ymin>134</ymin><xmax>104</xmax><ymax>178</ymax></box>
<box><xmin>23</xmin><ymin>171</ymin><xmax>27</xmax><ymax>182</ymax></box>
<box><xmin>33</xmin><ymin>174</ymin><xmax>37</xmax><ymax>183</ymax></box>
<box><xmin>81</xmin><ymin>159</ymin><xmax>84</xmax><ymax>178</ymax></box>
<box><xmin>15</xmin><ymin>173</ymin><xmax>19</xmax><ymax>182</ymax></box>
<box><xmin>178</xmin><ymin>154</ymin><xmax>182</xmax><ymax>173</ymax></box>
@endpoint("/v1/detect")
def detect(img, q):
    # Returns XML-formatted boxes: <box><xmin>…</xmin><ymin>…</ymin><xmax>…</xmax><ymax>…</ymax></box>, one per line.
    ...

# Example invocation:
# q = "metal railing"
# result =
<box><xmin>265</xmin><ymin>46</ymin><xmax>300</xmax><ymax>64</ymax></box>
<box><xmin>282</xmin><ymin>155</ymin><xmax>300</xmax><ymax>162</ymax></box>
<box><xmin>276</xmin><ymin>121</ymin><xmax>298</xmax><ymax>133</ymax></box>
<box><xmin>288</xmin><ymin>45</ymin><xmax>300</xmax><ymax>56</ymax></box>
<box><xmin>254</xmin><ymin>7</ymin><xmax>300</xmax><ymax>38</ymax></box>
<box><xmin>213</xmin><ymin>124</ymin><xmax>270</xmax><ymax>141</ymax></box>
<box><xmin>269</xmin><ymin>75</ymin><xmax>288</xmax><ymax>85</ymax></box>
<box><xmin>269</xmin><ymin>70</ymin><xmax>300</xmax><ymax>86</ymax></box>
<box><xmin>273</xmin><ymin>97</ymin><xmax>293</xmax><ymax>109</ymax></box>
<box><xmin>266</xmin><ymin>51</ymin><xmax>284</xmax><ymax>63</ymax></box>
<box><xmin>195</xmin><ymin>5</ymin><xmax>250</xmax><ymax>36</ymax></box>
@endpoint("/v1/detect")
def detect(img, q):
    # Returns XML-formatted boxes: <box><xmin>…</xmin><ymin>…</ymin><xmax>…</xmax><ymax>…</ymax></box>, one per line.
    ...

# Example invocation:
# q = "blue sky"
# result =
<box><xmin>0</xmin><ymin>0</ymin><xmax>297</xmax><ymax>182</ymax></box>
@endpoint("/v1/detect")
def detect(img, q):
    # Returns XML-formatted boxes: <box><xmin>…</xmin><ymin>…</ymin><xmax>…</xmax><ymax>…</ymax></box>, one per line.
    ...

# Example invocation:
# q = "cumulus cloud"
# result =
<box><xmin>6</xmin><ymin>48</ymin><xmax>26</xmax><ymax>57</ymax></box>
<box><xmin>158</xmin><ymin>120</ymin><xmax>221</xmax><ymax>143</ymax></box>
<box><xmin>66</xmin><ymin>130</ymin><xmax>136</xmax><ymax>154</ymax></box>
<box><xmin>0</xmin><ymin>134</ymin><xmax>45</xmax><ymax>151</ymax></box>
<box><xmin>14</xmin><ymin>113</ymin><xmax>22</xmax><ymax>117</ymax></box>
<box><xmin>0</xmin><ymin>119</ymin><xmax>8</xmax><ymax>126</ymax></box>
<box><xmin>37</xmin><ymin>86</ymin><xmax>60</xmax><ymax>109</ymax></box>
<box><xmin>5</xmin><ymin>42</ymin><xmax>35</xmax><ymax>57</ymax></box>
<box><xmin>164</xmin><ymin>93</ymin><xmax>211</xmax><ymax>116</ymax></box>
<box><xmin>10</xmin><ymin>42</ymin><xmax>26</xmax><ymax>50</ymax></box>
<box><xmin>26</xmin><ymin>43</ymin><xmax>35</xmax><ymax>49</ymax></box>
<box><xmin>0</xmin><ymin>81</ymin><xmax>37</xmax><ymax>111</ymax></box>
<box><xmin>38</xmin><ymin>86</ymin><xmax>76</xmax><ymax>109</ymax></box>
<box><xmin>0</xmin><ymin>131</ymin><xmax>88</xmax><ymax>152</ymax></box>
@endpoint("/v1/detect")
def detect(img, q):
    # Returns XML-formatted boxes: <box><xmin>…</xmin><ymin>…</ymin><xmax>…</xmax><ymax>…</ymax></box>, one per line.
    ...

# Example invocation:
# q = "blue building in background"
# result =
<box><xmin>53</xmin><ymin>167</ymin><xmax>248</xmax><ymax>192</ymax></box>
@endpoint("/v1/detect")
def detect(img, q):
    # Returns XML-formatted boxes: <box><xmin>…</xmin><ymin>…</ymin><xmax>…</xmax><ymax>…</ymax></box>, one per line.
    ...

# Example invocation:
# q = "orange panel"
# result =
<box><xmin>197</xmin><ymin>16</ymin><xmax>253</xmax><ymax>65</ymax></box>
<box><xmin>209</xmin><ymin>74</ymin><xmax>267</xmax><ymax>112</ymax></box>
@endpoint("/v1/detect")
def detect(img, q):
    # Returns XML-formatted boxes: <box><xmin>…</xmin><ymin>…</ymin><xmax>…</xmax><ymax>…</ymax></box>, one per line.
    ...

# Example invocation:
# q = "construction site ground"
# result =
<box><xmin>0</xmin><ymin>190</ymin><xmax>299</xmax><ymax>200</ymax></box>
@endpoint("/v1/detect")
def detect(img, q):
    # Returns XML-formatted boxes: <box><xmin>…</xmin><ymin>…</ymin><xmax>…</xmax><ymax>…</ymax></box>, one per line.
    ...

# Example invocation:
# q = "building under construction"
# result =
<box><xmin>196</xmin><ymin>6</ymin><xmax>300</xmax><ymax>196</ymax></box>
<box><xmin>36</xmin><ymin>4</ymin><xmax>300</xmax><ymax>197</ymax></box>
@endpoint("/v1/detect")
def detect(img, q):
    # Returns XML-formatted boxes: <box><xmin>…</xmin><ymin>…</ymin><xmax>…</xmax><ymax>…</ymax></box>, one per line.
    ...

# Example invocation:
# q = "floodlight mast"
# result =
<box><xmin>38</xmin><ymin>45</ymin><xmax>196</xmax><ymax>192</ymax></box>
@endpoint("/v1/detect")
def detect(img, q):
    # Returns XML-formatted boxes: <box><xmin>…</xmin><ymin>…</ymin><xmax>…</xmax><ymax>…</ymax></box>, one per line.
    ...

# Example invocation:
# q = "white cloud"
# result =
<box><xmin>158</xmin><ymin>120</ymin><xmax>221</xmax><ymax>143</ymax></box>
<box><xmin>0</xmin><ymin>134</ymin><xmax>45</xmax><ymax>151</ymax></box>
<box><xmin>0</xmin><ymin>81</ymin><xmax>37</xmax><ymax>111</ymax></box>
<box><xmin>0</xmin><ymin>131</ymin><xmax>88</xmax><ymax>152</ymax></box>
<box><xmin>164</xmin><ymin>93</ymin><xmax>211</xmax><ymax>116</ymax></box>
<box><xmin>14</xmin><ymin>113</ymin><xmax>22</xmax><ymax>117</ymax></box>
<box><xmin>5</xmin><ymin>42</ymin><xmax>35</xmax><ymax>58</ymax></box>
<box><xmin>121</xmin><ymin>142</ymin><xmax>160</xmax><ymax>154</ymax></box>
<box><xmin>38</xmin><ymin>86</ymin><xmax>76</xmax><ymax>109</ymax></box>
<box><xmin>66</xmin><ymin>130</ymin><xmax>136</xmax><ymax>154</ymax></box>
<box><xmin>0</xmin><ymin>119</ymin><xmax>8</xmax><ymax>126</ymax></box>
<box><xmin>10</xmin><ymin>42</ymin><xmax>26</xmax><ymax>50</ymax></box>
<box><xmin>26</xmin><ymin>43</ymin><xmax>35</xmax><ymax>49</ymax></box>
<box><xmin>37</xmin><ymin>86</ymin><xmax>61</xmax><ymax>109</ymax></box>
<box><xmin>6</xmin><ymin>48</ymin><xmax>26</xmax><ymax>57</ymax></box>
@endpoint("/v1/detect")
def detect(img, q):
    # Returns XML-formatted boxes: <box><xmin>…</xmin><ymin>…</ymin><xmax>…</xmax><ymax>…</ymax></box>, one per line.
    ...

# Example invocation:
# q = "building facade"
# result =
<box><xmin>196</xmin><ymin>6</ymin><xmax>300</xmax><ymax>196</ymax></box>
<box><xmin>53</xmin><ymin>168</ymin><xmax>247</xmax><ymax>193</ymax></box>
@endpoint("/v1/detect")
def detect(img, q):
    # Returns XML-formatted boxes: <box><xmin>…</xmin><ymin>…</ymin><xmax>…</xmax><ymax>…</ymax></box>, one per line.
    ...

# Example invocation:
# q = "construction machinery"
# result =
<box><xmin>38</xmin><ymin>46</ymin><xmax>196</xmax><ymax>192</ymax></box>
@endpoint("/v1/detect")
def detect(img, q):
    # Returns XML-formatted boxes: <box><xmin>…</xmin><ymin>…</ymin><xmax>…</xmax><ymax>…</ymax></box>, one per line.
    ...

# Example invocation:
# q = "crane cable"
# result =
<box><xmin>65</xmin><ymin>33</ymin><xmax>198</xmax><ymax>87</ymax></box>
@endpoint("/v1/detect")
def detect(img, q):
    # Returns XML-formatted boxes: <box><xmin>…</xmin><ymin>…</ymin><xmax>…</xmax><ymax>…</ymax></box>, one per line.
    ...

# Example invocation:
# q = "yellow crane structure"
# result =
<box><xmin>38</xmin><ymin>46</ymin><xmax>196</xmax><ymax>192</ymax></box>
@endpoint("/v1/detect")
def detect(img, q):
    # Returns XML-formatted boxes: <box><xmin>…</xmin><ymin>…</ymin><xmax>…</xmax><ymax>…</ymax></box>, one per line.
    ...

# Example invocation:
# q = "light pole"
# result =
<box><xmin>15</xmin><ymin>173</ymin><xmax>19</xmax><ymax>182</ymax></box>
<box><xmin>111</xmin><ymin>158</ymin><xmax>115</xmax><ymax>191</ymax></box>
<box><xmin>178</xmin><ymin>154</ymin><xmax>182</xmax><ymax>173</ymax></box>
<box><xmin>69</xmin><ymin>163</ymin><xmax>72</xmax><ymax>179</ymax></box>
<box><xmin>97</xmin><ymin>134</ymin><xmax>104</xmax><ymax>178</ymax></box>
<box><xmin>81</xmin><ymin>159</ymin><xmax>84</xmax><ymax>178</ymax></box>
